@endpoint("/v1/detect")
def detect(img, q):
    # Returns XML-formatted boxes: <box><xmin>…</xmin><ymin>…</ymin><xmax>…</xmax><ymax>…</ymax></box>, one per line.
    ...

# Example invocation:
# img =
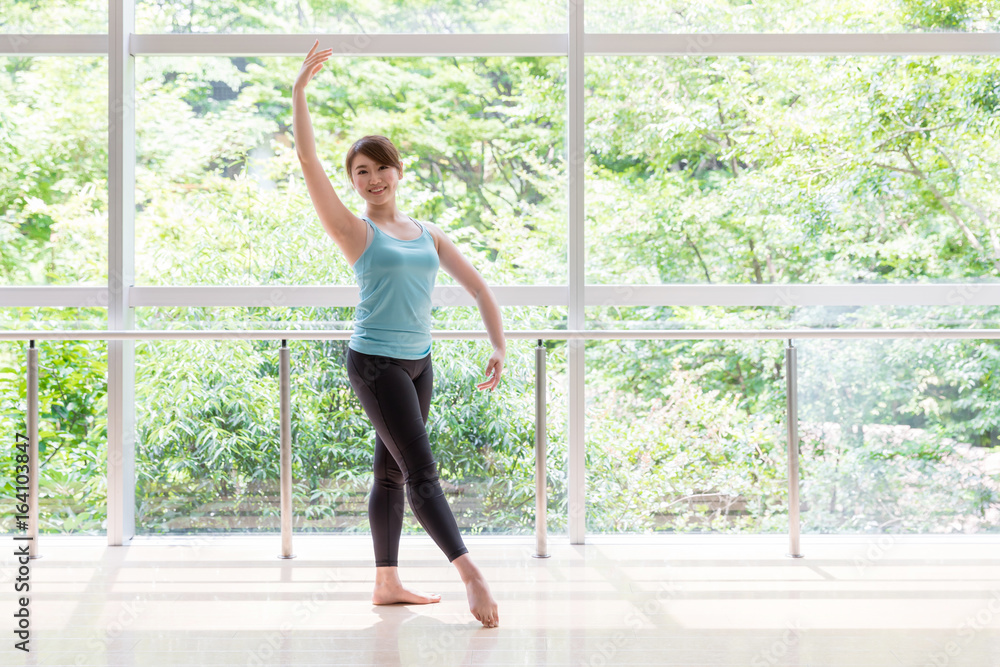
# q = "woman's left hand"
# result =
<box><xmin>476</xmin><ymin>348</ymin><xmax>505</xmax><ymax>392</ymax></box>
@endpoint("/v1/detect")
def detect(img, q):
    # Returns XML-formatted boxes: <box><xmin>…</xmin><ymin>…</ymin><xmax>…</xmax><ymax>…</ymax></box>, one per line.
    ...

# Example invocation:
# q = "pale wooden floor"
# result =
<box><xmin>4</xmin><ymin>533</ymin><xmax>1000</xmax><ymax>666</ymax></box>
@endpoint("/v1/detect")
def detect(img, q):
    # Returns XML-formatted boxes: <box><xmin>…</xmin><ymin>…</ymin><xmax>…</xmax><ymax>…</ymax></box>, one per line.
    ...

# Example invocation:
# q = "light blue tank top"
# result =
<box><xmin>348</xmin><ymin>215</ymin><xmax>440</xmax><ymax>359</ymax></box>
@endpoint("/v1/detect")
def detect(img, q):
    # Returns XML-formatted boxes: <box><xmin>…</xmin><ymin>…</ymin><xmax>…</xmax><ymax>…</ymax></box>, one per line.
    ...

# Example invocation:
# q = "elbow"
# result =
<box><xmin>470</xmin><ymin>280</ymin><xmax>490</xmax><ymax>301</ymax></box>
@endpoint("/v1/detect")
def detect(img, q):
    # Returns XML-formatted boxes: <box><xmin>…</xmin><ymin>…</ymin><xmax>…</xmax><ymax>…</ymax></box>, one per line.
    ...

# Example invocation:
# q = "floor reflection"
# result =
<box><xmin>371</xmin><ymin>604</ymin><xmax>501</xmax><ymax>666</ymax></box>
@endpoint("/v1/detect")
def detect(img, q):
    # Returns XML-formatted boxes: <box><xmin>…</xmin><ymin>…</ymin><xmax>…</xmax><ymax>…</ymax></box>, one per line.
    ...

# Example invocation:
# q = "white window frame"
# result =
<box><xmin>1</xmin><ymin>1</ymin><xmax>998</xmax><ymax>545</ymax></box>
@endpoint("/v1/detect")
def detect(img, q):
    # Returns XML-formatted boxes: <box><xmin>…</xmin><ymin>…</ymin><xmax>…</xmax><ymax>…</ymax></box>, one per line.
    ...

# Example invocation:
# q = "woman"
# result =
<box><xmin>292</xmin><ymin>40</ymin><xmax>503</xmax><ymax>629</ymax></box>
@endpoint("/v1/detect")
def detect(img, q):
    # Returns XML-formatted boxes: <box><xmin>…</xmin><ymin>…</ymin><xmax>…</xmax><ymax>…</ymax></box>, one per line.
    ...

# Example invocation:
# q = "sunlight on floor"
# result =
<box><xmin>3</xmin><ymin>533</ymin><xmax>1000</xmax><ymax>665</ymax></box>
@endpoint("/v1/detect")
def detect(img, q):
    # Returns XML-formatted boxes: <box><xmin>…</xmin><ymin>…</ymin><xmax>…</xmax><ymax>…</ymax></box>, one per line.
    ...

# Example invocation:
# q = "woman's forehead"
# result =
<box><xmin>353</xmin><ymin>158</ymin><xmax>386</xmax><ymax>170</ymax></box>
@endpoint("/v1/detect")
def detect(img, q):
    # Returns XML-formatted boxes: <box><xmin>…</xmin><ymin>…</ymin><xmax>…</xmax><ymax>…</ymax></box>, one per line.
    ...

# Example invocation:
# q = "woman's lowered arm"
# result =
<box><xmin>425</xmin><ymin>221</ymin><xmax>506</xmax><ymax>391</ymax></box>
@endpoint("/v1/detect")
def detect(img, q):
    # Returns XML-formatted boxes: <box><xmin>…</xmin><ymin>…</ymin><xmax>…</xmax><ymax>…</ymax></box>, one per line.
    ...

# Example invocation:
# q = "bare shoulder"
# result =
<box><xmin>420</xmin><ymin>219</ymin><xmax>445</xmax><ymax>254</ymax></box>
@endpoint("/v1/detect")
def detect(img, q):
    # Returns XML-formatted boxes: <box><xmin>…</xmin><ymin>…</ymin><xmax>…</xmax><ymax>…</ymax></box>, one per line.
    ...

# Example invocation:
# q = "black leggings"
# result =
<box><xmin>345</xmin><ymin>347</ymin><xmax>469</xmax><ymax>567</ymax></box>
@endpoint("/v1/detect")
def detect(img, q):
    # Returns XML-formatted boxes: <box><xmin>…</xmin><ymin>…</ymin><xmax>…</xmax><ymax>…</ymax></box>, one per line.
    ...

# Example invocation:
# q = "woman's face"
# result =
<box><xmin>351</xmin><ymin>156</ymin><xmax>402</xmax><ymax>203</ymax></box>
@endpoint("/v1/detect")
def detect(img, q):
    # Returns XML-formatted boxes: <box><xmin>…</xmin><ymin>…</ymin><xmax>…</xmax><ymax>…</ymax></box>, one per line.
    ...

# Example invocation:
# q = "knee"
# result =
<box><xmin>374</xmin><ymin>466</ymin><xmax>404</xmax><ymax>491</ymax></box>
<box><xmin>374</xmin><ymin>477</ymin><xmax>404</xmax><ymax>492</ymax></box>
<box><xmin>405</xmin><ymin>462</ymin><xmax>444</xmax><ymax>502</ymax></box>
<box><xmin>404</xmin><ymin>459</ymin><xmax>439</xmax><ymax>485</ymax></box>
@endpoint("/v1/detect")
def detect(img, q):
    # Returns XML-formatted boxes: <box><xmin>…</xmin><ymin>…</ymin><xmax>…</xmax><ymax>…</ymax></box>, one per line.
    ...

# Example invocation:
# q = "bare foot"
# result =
<box><xmin>372</xmin><ymin>582</ymin><xmax>442</xmax><ymax>605</ymax></box>
<box><xmin>465</xmin><ymin>576</ymin><xmax>499</xmax><ymax>628</ymax></box>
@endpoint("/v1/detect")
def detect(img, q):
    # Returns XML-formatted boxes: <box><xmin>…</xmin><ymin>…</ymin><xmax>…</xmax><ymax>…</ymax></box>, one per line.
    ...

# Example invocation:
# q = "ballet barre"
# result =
<box><xmin>7</xmin><ymin>327</ymin><xmax>1000</xmax><ymax>561</ymax></box>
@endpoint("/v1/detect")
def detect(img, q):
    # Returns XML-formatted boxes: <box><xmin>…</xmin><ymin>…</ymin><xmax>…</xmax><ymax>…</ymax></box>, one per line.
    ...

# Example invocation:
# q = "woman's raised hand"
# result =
<box><xmin>294</xmin><ymin>39</ymin><xmax>333</xmax><ymax>92</ymax></box>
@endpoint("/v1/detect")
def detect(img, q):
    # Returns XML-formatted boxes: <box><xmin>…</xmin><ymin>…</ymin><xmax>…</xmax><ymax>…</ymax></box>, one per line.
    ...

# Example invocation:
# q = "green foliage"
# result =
<box><xmin>587</xmin><ymin>54</ymin><xmax>1000</xmax><ymax>285</ymax></box>
<box><xmin>899</xmin><ymin>0</ymin><xmax>991</xmax><ymax>30</ymax></box>
<box><xmin>0</xmin><ymin>57</ymin><xmax>108</xmax><ymax>285</ymax></box>
<box><xmin>0</xmin><ymin>0</ymin><xmax>106</xmax><ymax>31</ymax></box>
<box><xmin>0</xmin><ymin>328</ymin><xmax>108</xmax><ymax>534</ymax></box>
<box><xmin>3</xmin><ymin>2</ymin><xmax>1000</xmax><ymax>536</ymax></box>
<box><xmin>585</xmin><ymin>368</ymin><xmax>788</xmax><ymax>533</ymax></box>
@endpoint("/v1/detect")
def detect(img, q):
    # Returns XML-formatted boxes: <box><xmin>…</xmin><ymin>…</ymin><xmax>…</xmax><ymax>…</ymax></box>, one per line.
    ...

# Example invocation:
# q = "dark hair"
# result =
<box><xmin>344</xmin><ymin>135</ymin><xmax>404</xmax><ymax>187</ymax></box>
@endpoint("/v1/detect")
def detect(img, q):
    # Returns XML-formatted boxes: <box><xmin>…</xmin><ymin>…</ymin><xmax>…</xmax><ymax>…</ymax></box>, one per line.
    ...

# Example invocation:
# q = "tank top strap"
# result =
<box><xmin>360</xmin><ymin>216</ymin><xmax>374</xmax><ymax>252</ymax></box>
<box><xmin>361</xmin><ymin>214</ymin><xmax>424</xmax><ymax>239</ymax></box>
<box><xmin>408</xmin><ymin>215</ymin><xmax>425</xmax><ymax>235</ymax></box>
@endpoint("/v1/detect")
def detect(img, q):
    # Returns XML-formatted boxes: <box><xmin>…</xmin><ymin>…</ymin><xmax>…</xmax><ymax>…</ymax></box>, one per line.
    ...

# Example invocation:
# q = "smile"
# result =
<box><xmin>370</xmin><ymin>187</ymin><xmax>385</xmax><ymax>194</ymax></box>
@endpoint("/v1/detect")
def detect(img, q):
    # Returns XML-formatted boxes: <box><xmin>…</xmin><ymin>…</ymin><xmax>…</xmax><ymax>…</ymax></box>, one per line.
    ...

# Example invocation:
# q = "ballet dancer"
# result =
<box><xmin>292</xmin><ymin>40</ymin><xmax>504</xmax><ymax>629</ymax></box>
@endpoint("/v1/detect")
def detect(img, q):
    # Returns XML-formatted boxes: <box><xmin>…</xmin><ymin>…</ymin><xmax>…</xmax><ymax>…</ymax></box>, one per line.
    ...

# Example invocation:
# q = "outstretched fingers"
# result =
<box><xmin>305</xmin><ymin>50</ymin><xmax>333</xmax><ymax>67</ymax></box>
<box><xmin>303</xmin><ymin>38</ymin><xmax>333</xmax><ymax>68</ymax></box>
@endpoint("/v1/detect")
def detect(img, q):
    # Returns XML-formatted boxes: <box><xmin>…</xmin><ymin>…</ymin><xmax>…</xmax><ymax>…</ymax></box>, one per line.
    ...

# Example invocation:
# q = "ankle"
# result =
<box><xmin>374</xmin><ymin>566</ymin><xmax>401</xmax><ymax>587</ymax></box>
<box><xmin>453</xmin><ymin>555</ymin><xmax>483</xmax><ymax>584</ymax></box>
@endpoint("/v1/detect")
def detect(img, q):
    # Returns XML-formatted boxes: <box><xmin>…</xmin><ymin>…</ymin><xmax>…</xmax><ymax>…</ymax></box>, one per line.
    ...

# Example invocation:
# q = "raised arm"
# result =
<box><xmin>292</xmin><ymin>40</ymin><xmax>364</xmax><ymax>258</ymax></box>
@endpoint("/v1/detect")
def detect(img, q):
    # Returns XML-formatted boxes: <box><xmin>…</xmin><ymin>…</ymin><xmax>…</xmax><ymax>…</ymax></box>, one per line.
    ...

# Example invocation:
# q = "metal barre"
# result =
<box><xmin>2</xmin><ymin>327</ymin><xmax>1000</xmax><ymax>341</ymax></box>
<box><xmin>534</xmin><ymin>339</ymin><xmax>550</xmax><ymax>559</ymax></box>
<box><xmin>12</xmin><ymin>327</ymin><xmax>1000</xmax><ymax>560</ymax></box>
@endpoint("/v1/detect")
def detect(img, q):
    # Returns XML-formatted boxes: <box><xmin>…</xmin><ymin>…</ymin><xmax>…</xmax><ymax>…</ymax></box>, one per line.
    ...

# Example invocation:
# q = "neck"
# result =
<box><xmin>363</xmin><ymin>201</ymin><xmax>400</xmax><ymax>222</ymax></box>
